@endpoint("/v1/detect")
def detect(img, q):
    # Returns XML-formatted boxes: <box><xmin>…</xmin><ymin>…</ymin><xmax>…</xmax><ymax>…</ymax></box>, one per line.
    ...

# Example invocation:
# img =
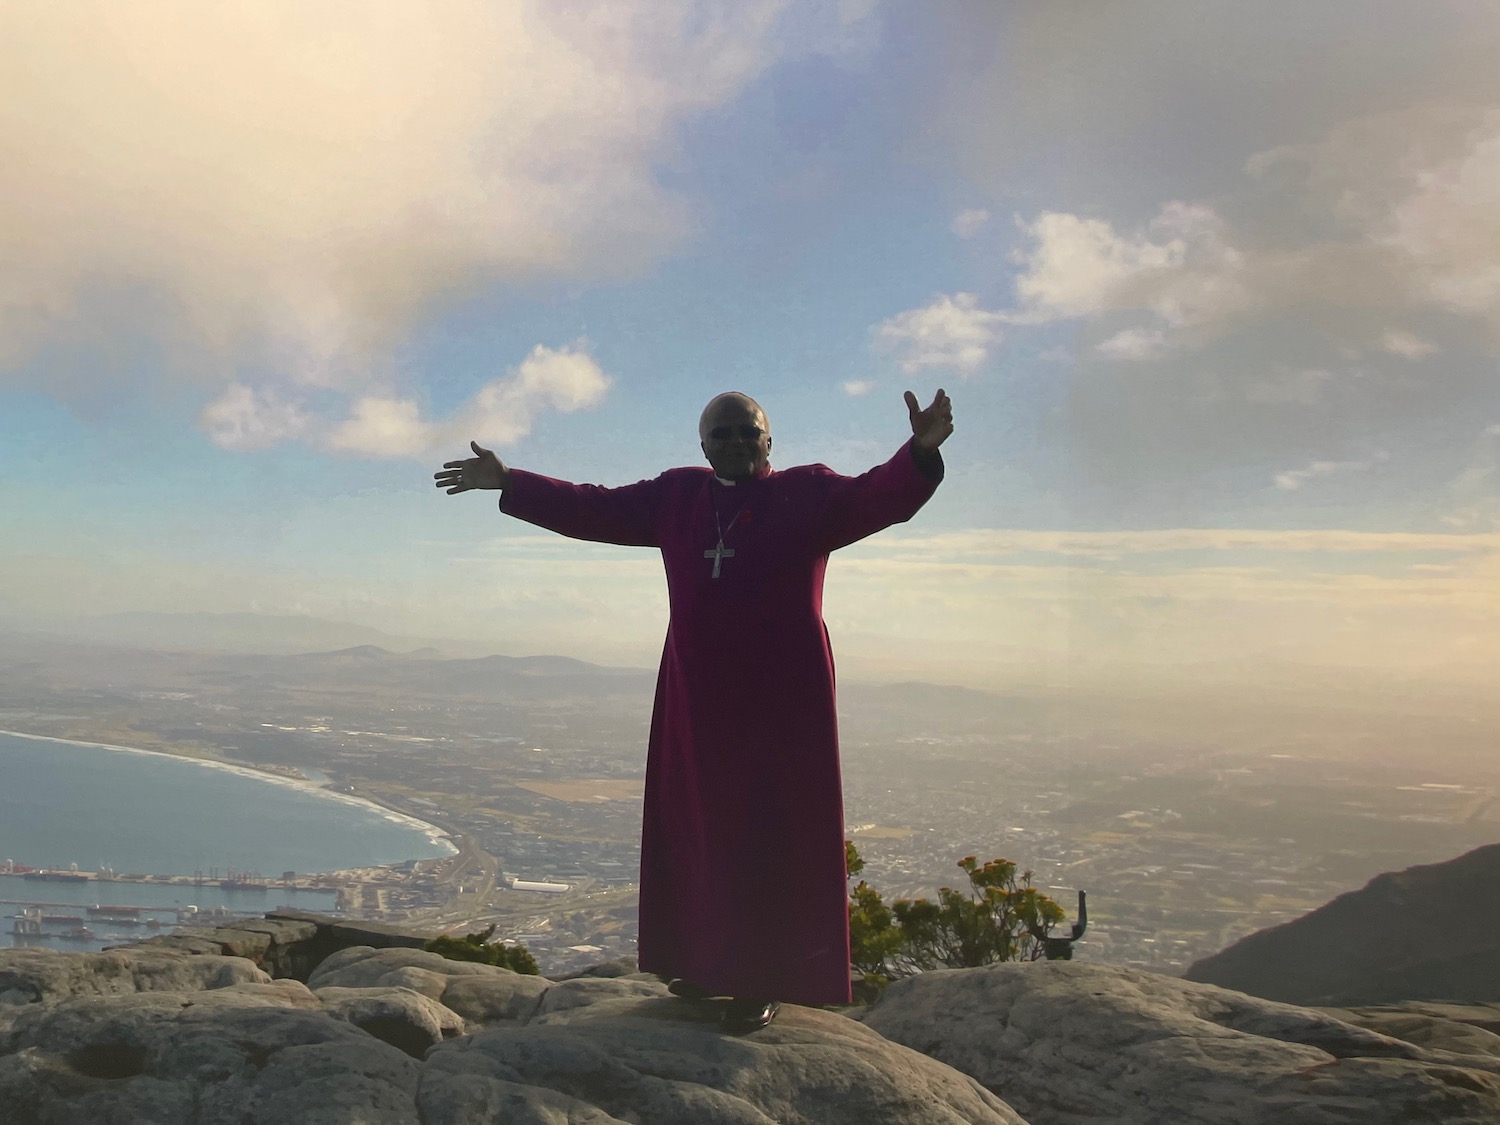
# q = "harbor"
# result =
<box><xmin>2</xmin><ymin>863</ymin><xmax>343</xmax><ymax>953</ymax></box>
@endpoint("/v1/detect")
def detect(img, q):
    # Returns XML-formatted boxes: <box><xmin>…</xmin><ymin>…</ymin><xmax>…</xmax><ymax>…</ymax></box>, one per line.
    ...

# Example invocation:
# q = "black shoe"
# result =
<box><xmin>722</xmin><ymin>998</ymin><xmax>780</xmax><ymax>1033</ymax></box>
<box><xmin>667</xmin><ymin>978</ymin><xmax>712</xmax><ymax>1001</ymax></box>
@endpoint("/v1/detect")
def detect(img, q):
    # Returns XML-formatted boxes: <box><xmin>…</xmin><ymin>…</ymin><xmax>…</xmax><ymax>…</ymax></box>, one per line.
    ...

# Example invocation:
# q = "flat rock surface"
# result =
<box><xmin>0</xmin><ymin>944</ymin><xmax>1023</xmax><ymax>1125</ymax></box>
<box><xmin>0</xmin><ymin>984</ymin><xmax>422</xmax><ymax>1125</ymax></box>
<box><xmin>0</xmin><ymin>948</ymin><xmax>269</xmax><ymax>1007</ymax></box>
<box><xmin>307</xmin><ymin>946</ymin><xmax>552</xmax><ymax>1026</ymax></box>
<box><xmin>1326</xmin><ymin>1002</ymin><xmax>1500</xmax><ymax>1058</ymax></box>
<box><xmin>861</xmin><ymin>961</ymin><xmax>1500</xmax><ymax>1125</ymax></box>
<box><xmin>421</xmin><ymin>996</ymin><xmax>1025</xmax><ymax>1125</ymax></box>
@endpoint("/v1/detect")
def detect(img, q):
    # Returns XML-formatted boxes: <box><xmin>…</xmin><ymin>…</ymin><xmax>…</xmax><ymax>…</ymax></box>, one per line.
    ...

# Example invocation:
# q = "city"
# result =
<box><xmin>3</xmin><ymin>633</ymin><xmax>1497</xmax><ymax>976</ymax></box>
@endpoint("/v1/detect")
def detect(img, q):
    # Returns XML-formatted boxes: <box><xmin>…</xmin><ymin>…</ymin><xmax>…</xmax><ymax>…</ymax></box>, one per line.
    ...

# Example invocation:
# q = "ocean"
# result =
<box><xmin>0</xmin><ymin>730</ymin><xmax>457</xmax><ymax>951</ymax></box>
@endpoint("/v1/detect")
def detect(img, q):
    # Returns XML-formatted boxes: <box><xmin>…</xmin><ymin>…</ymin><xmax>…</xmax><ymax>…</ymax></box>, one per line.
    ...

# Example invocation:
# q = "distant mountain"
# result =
<box><xmin>12</xmin><ymin>612</ymin><xmax>489</xmax><ymax>657</ymax></box>
<box><xmin>1184</xmin><ymin>843</ymin><xmax>1500</xmax><ymax>1005</ymax></box>
<box><xmin>213</xmin><ymin>647</ymin><xmax>656</xmax><ymax>701</ymax></box>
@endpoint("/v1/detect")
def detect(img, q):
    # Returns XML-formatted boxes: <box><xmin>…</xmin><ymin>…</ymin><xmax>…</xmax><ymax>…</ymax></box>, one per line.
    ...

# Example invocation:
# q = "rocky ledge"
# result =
<box><xmin>3</xmin><ymin>927</ymin><xmax>1500</xmax><ymax>1124</ymax></box>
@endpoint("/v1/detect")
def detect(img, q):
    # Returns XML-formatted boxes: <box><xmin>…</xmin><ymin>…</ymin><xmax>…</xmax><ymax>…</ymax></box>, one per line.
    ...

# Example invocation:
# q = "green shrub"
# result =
<box><xmin>848</xmin><ymin>843</ymin><xmax>1066</xmax><ymax>988</ymax></box>
<box><xmin>424</xmin><ymin>925</ymin><xmax>539</xmax><ymax>974</ymax></box>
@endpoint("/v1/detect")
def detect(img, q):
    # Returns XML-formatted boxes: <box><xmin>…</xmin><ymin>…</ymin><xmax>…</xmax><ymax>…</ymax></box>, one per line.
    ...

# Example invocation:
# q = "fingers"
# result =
<box><xmin>904</xmin><ymin>390</ymin><xmax>919</xmax><ymax>419</ymax></box>
<box><xmin>471</xmin><ymin>440</ymin><xmax>493</xmax><ymax>458</ymax></box>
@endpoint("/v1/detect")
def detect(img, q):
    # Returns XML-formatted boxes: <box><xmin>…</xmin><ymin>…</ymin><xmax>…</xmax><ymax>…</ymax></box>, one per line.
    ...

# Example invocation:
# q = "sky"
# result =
<box><xmin>3</xmin><ymin>1</ymin><xmax>1499</xmax><ymax>694</ymax></box>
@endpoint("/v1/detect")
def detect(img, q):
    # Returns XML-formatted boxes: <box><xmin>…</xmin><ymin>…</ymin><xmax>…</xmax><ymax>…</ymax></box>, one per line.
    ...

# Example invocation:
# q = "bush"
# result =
<box><xmin>848</xmin><ymin>842</ymin><xmax>1066</xmax><ymax>987</ymax></box>
<box><xmin>425</xmin><ymin>925</ymin><xmax>539</xmax><ymax>974</ymax></box>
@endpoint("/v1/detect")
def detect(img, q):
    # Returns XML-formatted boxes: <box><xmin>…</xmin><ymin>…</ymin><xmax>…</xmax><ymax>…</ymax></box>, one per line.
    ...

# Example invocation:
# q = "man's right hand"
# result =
<box><xmin>434</xmin><ymin>440</ymin><xmax>511</xmax><ymax>494</ymax></box>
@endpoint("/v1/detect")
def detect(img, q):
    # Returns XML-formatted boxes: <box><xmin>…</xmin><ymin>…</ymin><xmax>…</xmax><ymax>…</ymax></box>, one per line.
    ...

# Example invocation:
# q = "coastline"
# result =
<box><xmin>0</xmin><ymin>729</ymin><xmax>458</xmax><ymax>859</ymax></box>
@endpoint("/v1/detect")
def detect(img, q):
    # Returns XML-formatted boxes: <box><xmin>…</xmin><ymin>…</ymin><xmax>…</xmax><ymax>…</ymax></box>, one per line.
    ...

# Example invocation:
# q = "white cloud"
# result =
<box><xmin>457</xmin><ymin>343</ymin><xmax>613</xmax><ymax>447</ymax></box>
<box><xmin>1378</xmin><ymin>330</ymin><xmax>1438</xmax><ymax>359</ymax></box>
<box><xmin>1010</xmin><ymin>203</ymin><xmax>1250</xmax><ymax>328</ymax></box>
<box><xmin>1095</xmin><ymin>327</ymin><xmax>1167</xmax><ymax>361</ymax></box>
<box><xmin>998</xmin><ymin>105</ymin><xmax>1500</xmax><ymax>372</ymax></box>
<box><xmin>325</xmin><ymin>398</ymin><xmax>435</xmax><ymax>459</ymax></box>
<box><xmin>198</xmin><ymin>385</ymin><xmax>310</xmax><ymax>451</ymax></box>
<box><xmin>874</xmin><ymin>292</ymin><xmax>1004</xmax><ymax>374</ymax></box>
<box><xmin>1274</xmin><ymin>453</ymin><xmax>1388</xmax><ymax>491</ymax></box>
<box><xmin>211</xmin><ymin>341</ymin><xmax>611</xmax><ymax>458</ymax></box>
<box><xmin>950</xmin><ymin>208</ymin><xmax>990</xmax><ymax>239</ymax></box>
<box><xmin>1381</xmin><ymin>115</ymin><xmax>1500</xmax><ymax>325</ymax></box>
<box><xmin>842</xmin><ymin>379</ymin><xmax>874</xmax><ymax>396</ymax></box>
<box><xmin>0</xmin><ymin>1</ymin><xmax>783</xmax><ymax>422</ymax></box>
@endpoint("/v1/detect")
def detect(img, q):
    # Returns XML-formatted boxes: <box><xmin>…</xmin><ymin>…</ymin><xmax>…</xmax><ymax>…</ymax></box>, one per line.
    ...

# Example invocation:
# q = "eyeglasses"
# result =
<box><xmin>707</xmin><ymin>425</ymin><xmax>766</xmax><ymax>441</ymax></box>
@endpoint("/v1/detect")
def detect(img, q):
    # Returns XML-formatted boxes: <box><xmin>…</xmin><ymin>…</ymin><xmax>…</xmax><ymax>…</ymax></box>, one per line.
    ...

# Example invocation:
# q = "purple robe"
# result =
<box><xmin>500</xmin><ymin>438</ymin><xmax>941</xmax><ymax>1004</ymax></box>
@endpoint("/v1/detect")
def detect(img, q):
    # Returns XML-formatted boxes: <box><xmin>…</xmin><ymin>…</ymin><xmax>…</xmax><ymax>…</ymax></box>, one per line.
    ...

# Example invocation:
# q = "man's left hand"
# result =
<box><xmin>905</xmin><ymin>388</ymin><xmax>954</xmax><ymax>451</ymax></box>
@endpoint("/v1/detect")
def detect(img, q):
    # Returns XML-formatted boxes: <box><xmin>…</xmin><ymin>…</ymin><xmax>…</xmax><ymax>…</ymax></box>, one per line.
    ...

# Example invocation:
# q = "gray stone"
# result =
<box><xmin>233</xmin><ymin>917</ymin><xmax>321</xmax><ymax>945</ymax></box>
<box><xmin>439</xmin><ymin>974</ymin><xmax>551</xmax><ymax>1027</ymax></box>
<box><xmin>556</xmin><ymin>957</ymin><xmax>644</xmax><ymax>980</ymax></box>
<box><xmin>308</xmin><ymin>946</ymin><xmax>507</xmax><ymax>990</ymax></box>
<box><xmin>194</xmin><ymin>927</ymin><xmax>275</xmax><ymax>961</ymax></box>
<box><xmin>1328</xmin><ymin>1003</ymin><xmax>1500</xmax><ymax>1058</ymax></box>
<box><xmin>421</xmin><ymin>997</ymin><xmax>1026</xmax><ymax>1125</ymax></box>
<box><xmin>533</xmin><ymin>976</ymin><xmax>667</xmax><ymax>1020</ymax></box>
<box><xmin>0</xmin><ymin>986</ymin><xmax>421</xmax><ymax>1124</ymax></box>
<box><xmin>309</xmin><ymin>945</ymin><xmax>551</xmax><ymax>1028</ymax></box>
<box><xmin>0</xmin><ymin>948</ymin><xmax>269</xmax><ymax>1007</ymax></box>
<box><xmin>315</xmin><ymin>985</ymin><xmax>466</xmax><ymax>1057</ymax></box>
<box><xmin>861</xmin><ymin>961</ymin><xmax>1500</xmax><ymax>1125</ymax></box>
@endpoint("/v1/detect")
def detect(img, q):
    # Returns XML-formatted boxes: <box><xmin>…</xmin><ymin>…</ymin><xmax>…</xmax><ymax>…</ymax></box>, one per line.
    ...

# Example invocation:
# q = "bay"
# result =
<box><xmin>0</xmin><ymin>730</ymin><xmax>456</xmax><ymax>951</ymax></box>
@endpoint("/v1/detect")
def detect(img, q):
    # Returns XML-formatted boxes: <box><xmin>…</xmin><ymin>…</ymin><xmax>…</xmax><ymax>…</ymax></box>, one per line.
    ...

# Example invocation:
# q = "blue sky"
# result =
<box><xmin>3</xmin><ymin>1</ymin><xmax>1499</xmax><ymax>690</ymax></box>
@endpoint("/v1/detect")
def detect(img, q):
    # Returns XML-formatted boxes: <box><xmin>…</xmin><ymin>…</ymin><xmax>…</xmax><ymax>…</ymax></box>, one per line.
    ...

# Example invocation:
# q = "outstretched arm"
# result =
<box><xmin>435</xmin><ymin>439</ymin><xmax>663</xmax><ymax>547</ymax></box>
<box><xmin>434</xmin><ymin>441</ymin><xmax>511</xmax><ymax>494</ymax></box>
<box><xmin>817</xmin><ymin>389</ymin><xmax>953</xmax><ymax>552</ymax></box>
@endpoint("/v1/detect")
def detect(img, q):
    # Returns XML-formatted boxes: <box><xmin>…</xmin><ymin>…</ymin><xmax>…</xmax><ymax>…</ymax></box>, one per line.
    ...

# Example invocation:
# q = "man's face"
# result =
<box><xmin>700</xmin><ymin>395</ymin><xmax>772</xmax><ymax>481</ymax></box>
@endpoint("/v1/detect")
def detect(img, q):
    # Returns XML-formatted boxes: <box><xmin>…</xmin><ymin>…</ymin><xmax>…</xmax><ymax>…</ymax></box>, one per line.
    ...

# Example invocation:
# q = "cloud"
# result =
<box><xmin>206</xmin><ymin>340</ymin><xmax>611</xmax><ymax>458</ymax></box>
<box><xmin>198</xmin><ymin>385</ymin><xmax>311</xmax><ymax>452</ymax></box>
<box><xmin>842</xmin><ymin>379</ymin><xmax>874</xmax><ymax>396</ymax></box>
<box><xmin>1441</xmin><ymin>423</ymin><xmax>1500</xmax><ymax>530</ymax></box>
<box><xmin>0</xmin><ymin>0</ymin><xmax>785</xmax><ymax>437</ymax></box>
<box><xmin>1273</xmin><ymin>453</ymin><xmax>1388</xmax><ymax>491</ymax></box>
<box><xmin>1010</xmin><ymin>203</ymin><xmax>1251</xmax><ymax>328</ymax></box>
<box><xmin>1096</xmin><ymin>327</ymin><xmax>1168</xmax><ymax>361</ymax></box>
<box><xmin>950</xmin><ymin>208</ymin><xmax>991</xmax><ymax>239</ymax></box>
<box><xmin>851</xmin><ymin>526</ymin><xmax>1500</xmax><ymax>561</ymax></box>
<box><xmin>1379</xmin><ymin>330</ymin><xmax>1439</xmax><ymax>359</ymax></box>
<box><xmin>874</xmin><ymin>292</ymin><xmax>1004</xmax><ymax>374</ymax></box>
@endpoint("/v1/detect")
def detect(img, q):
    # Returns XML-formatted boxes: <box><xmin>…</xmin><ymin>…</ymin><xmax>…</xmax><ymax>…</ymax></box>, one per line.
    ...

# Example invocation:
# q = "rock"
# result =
<box><xmin>438</xmin><ymin>975</ymin><xmax>550</xmax><ymax>1027</ymax></box>
<box><xmin>0</xmin><ymin>985</ymin><xmax>421</xmax><ymax>1124</ymax></box>
<box><xmin>0</xmin><ymin>948</ymin><xmax>269</xmax><ymax>1007</ymax></box>
<box><xmin>315</xmin><ymin>986</ymin><xmax>467</xmax><ymax>1057</ymax></box>
<box><xmin>554</xmin><ymin>956</ymin><xmax>645</xmax><ymax>980</ymax></box>
<box><xmin>532</xmin><ymin>976</ymin><xmax>668</xmax><ymax>1020</ymax></box>
<box><xmin>861</xmin><ymin>961</ymin><xmax>1500</xmax><ymax>1125</ymax></box>
<box><xmin>1327</xmin><ymin>1003</ymin><xmax>1500</xmax><ymax>1059</ymax></box>
<box><xmin>186</xmin><ymin>927</ymin><xmax>274</xmax><ymax>962</ymax></box>
<box><xmin>308</xmin><ymin>946</ymin><xmax>551</xmax><ymax>1027</ymax></box>
<box><xmin>1185</xmin><ymin>842</ymin><xmax>1500</xmax><ymax>1005</ymax></box>
<box><xmin>420</xmin><ymin>997</ymin><xmax>1026</xmax><ymax>1124</ymax></box>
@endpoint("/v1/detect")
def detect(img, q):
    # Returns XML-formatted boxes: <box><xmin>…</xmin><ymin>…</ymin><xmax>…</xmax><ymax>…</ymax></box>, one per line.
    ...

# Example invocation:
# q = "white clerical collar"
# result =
<box><xmin>714</xmin><ymin>475</ymin><xmax>737</xmax><ymax>486</ymax></box>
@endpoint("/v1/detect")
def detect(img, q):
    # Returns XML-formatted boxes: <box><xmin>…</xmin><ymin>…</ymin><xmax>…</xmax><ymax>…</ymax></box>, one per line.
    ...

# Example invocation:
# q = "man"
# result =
<box><xmin>434</xmin><ymin>388</ymin><xmax>953</xmax><ymax>1031</ymax></box>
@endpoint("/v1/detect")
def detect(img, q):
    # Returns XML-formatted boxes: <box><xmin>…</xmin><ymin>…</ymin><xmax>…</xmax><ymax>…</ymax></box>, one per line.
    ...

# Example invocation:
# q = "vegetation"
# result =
<box><xmin>425</xmin><ymin>925</ymin><xmax>539</xmax><ymax>974</ymax></box>
<box><xmin>847</xmin><ymin>841</ymin><xmax>1066</xmax><ymax>993</ymax></box>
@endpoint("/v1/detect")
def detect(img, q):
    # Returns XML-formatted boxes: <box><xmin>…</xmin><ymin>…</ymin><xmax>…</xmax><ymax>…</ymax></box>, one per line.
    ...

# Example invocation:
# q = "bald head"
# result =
<box><xmin>699</xmin><ymin>392</ymin><xmax>772</xmax><ymax>481</ymax></box>
<box><xmin>698</xmin><ymin>392</ymin><xmax>769</xmax><ymax>441</ymax></box>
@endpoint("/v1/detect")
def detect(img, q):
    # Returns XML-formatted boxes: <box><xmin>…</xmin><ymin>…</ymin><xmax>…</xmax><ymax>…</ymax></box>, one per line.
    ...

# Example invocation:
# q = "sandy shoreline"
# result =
<box><xmin>0</xmin><ymin>729</ymin><xmax>458</xmax><ymax>858</ymax></box>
